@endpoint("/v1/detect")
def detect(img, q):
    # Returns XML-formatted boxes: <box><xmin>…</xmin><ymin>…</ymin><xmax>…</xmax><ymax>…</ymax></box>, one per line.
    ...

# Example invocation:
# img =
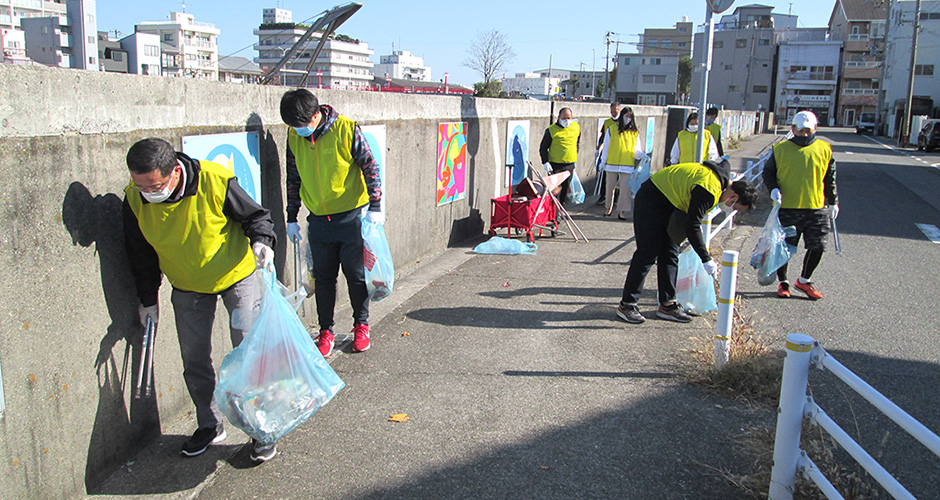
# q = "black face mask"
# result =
<box><xmin>792</xmin><ymin>133</ymin><xmax>816</xmax><ymax>147</ymax></box>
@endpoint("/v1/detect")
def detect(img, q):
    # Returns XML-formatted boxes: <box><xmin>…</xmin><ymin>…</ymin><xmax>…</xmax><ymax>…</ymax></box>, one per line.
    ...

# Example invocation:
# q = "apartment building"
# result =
<box><xmin>20</xmin><ymin>0</ymin><xmax>96</xmax><ymax>69</ymax></box>
<box><xmin>501</xmin><ymin>72</ymin><xmax>561</xmax><ymax>97</ymax></box>
<box><xmin>119</xmin><ymin>31</ymin><xmax>161</xmax><ymax>75</ymax></box>
<box><xmin>0</xmin><ymin>0</ymin><xmax>66</xmax><ymax>59</ymax></box>
<box><xmin>373</xmin><ymin>50</ymin><xmax>430</xmax><ymax>81</ymax></box>
<box><xmin>828</xmin><ymin>0</ymin><xmax>888</xmax><ymax>126</ymax></box>
<box><xmin>219</xmin><ymin>55</ymin><xmax>263</xmax><ymax>84</ymax></box>
<box><xmin>135</xmin><ymin>11</ymin><xmax>219</xmax><ymax>79</ymax></box>
<box><xmin>774</xmin><ymin>31</ymin><xmax>842</xmax><ymax>125</ymax></box>
<box><xmin>615</xmin><ymin>53</ymin><xmax>680</xmax><ymax>105</ymax></box>
<box><xmin>639</xmin><ymin>18</ymin><xmax>693</xmax><ymax>58</ymax></box>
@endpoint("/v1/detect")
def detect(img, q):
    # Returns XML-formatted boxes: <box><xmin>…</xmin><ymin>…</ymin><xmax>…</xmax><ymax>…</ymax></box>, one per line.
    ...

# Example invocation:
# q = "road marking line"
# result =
<box><xmin>915</xmin><ymin>223</ymin><xmax>940</xmax><ymax>243</ymax></box>
<box><xmin>845</xmin><ymin>151</ymin><xmax>854</xmax><ymax>155</ymax></box>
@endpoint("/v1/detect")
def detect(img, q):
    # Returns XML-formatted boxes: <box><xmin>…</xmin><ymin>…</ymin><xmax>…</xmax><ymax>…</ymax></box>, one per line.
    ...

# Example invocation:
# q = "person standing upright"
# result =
<box><xmin>539</xmin><ymin>107</ymin><xmax>581</xmax><ymax>204</ymax></box>
<box><xmin>763</xmin><ymin>110</ymin><xmax>837</xmax><ymax>300</ymax></box>
<box><xmin>595</xmin><ymin>102</ymin><xmax>621</xmax><ymax>206</ymax></box>
<box><xmin>599</xmin><ymin>106</ymin><xmax>649</xmax><ymax>219</ymax></box>
<box><xmin>670</xmin><ymin>112</ymin><xmax>719</xmax><ymax>165</ymax></box>
<box><xmin>279</xmin><ymin>89</ymin><xmax>383</xmax><ymax>357</ymax></box>
<box><xmin>704</xmin><ymin>107</ymin><xmax>724</xmax><ymax>157</ymax></box>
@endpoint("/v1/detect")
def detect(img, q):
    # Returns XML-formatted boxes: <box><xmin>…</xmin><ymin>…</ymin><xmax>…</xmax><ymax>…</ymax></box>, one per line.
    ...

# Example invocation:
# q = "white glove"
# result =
<box><xmin>286</xmin><ymin>222</ymin><xmax>303</xmax><ymax>243</ymax></box>
<box><xmin>365</xmin><ymin>210</ymin><xmax>385</xmax><ymax>225</ymax></box>
<box><xmin>543</xmin><ymin>162</ymin><xmax>553</xmax><ymax>174</ymax></box>
<box><xmin>830</xmin><ymin>204</ymin><xmax>839</xmax><ymax>220</ymax></box>
<box><xmin>252</xmin><ymin>242</ymin><xmax>274</xmax><ymax>270</ymax></box>
<box><xmin>702</xmin><ymin>259</ymin><xmax>719</xmax><ymax>278</ymax></box>
<box><xmin>770</xmin><ymin>188</ymin><xmax>782</xmax><ymax>203</ymax></box>
<box><xmin>138</xmin><ymin>304</ymin><xmax>158</xmax><ymax>328</ymax></box>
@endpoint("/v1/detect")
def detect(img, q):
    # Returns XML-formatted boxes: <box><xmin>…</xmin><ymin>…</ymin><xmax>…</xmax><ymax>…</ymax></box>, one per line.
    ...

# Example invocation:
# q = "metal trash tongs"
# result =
<box><xmin>830</xmin><ymin>212</ymin><xmax>842</xmax><ymax>254</ymax></box>
<box><xmin>135</xmin><ymin>316</ymin><xmax>156</xmax><ymax>399</ymax></box>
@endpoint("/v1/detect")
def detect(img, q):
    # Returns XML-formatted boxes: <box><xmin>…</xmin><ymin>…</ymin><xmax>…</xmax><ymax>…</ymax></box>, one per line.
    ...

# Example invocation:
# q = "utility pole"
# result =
<box><xmin>605</xmin><ymin>31</ymin><xmax>612</xmax><ymax>101</ymax></box>
<box><xmin>592</xmin><ymin>48</ymin><xmax>597</xmax><ymax>96</ymax></box>
<box><xmin>696</xmin><ymin>8</ymin><xmax>716</xmax><ymax>162</ymax></box>
<box><xmin>875</xmin><ymin>0</ymin><xmax>892</xmax><ymax>135</ymax></box>
<box><xmin>901</xmin><ymin>0</ymin><xmax>922</xmax><ymax>146</ymax></box>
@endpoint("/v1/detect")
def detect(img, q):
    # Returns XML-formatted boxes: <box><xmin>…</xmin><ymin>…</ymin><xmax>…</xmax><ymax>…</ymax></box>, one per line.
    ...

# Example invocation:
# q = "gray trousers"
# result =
<box><xmin>171</xmin><ymin>271</ymin><xmax>260</xmax><ymax>429</ymax></box>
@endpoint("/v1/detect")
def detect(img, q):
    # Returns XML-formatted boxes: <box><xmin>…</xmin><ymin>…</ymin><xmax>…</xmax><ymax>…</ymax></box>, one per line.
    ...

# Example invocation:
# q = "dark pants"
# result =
<box><xmin>550</xmin><ymin>162</ymin><xmax>576</xmax><ymax>204</ymax></box>
<box><xmin>307</xmin><ymin>208</ymin><xmax>369</xmax><ymax>331</ymax></box>
<box><xmin>621</xmin><ymin>183</ymin><xmax>681</xmax><ymax>306</ymax></box>
<box><xmin>776</xmin><ymin>208</ymin><xmax>829</xmax><ymax>281</ymax></box>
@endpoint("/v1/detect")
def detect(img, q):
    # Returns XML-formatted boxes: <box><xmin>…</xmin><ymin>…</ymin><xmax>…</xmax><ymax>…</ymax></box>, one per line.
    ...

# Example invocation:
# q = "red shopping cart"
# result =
<box><xmin>487</xmin><ymin>172</ymin><xmax>567</xmax><ymax>243</ymax></box>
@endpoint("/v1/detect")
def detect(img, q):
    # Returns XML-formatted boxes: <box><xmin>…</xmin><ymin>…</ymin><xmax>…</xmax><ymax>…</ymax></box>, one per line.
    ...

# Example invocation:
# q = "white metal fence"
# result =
<box><xmin>770</xmin><ymin>334</ymin><xmax>940</xmax><ymax>499</ymax></box>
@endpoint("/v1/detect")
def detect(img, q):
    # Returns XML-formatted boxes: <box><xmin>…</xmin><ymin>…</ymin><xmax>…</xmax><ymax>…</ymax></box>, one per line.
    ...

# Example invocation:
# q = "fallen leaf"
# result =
<box><xmin>402</xmin><ymin>331</ymin><xmax>411</xmax><ymax>337</ymax></box>
<box><xmin>540</xmin><ymin>466</ymin><xmax>550</xmax><ymax>470</ymax></box>
<box><xmin>388</xmin><ymin>413</ymin><xmax>409</xmax><ymax>423</ymax></box>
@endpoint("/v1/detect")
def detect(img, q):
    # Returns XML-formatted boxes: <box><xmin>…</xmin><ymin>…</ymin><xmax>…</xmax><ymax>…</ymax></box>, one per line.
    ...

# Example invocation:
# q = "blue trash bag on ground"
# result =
<box><xmin>214</xmin><ymin>268</ymin><xmax>345</xmax><ymax>445</ymax></box>
<box><xmin>361</xmin><ymin>216</ymin><xmax>394</xmax><ymax>302</ymax></box>
<box><xmin>749</xmin><ymin>202</ymin><xmax>797</xmax><ymax>286</ymax></box>
<box><xmin>675</xmin><ymin>249</ymin><xmax>718</xmax><ymax>315</ymax></box>
<box><xmin>566</xmin><ymin>170</ymin><xmax>586</xmax><ymax>205</ymax></box>
<box><xmin>473</xmin><ymin>236</ymin><xmax>537</xmax><ymax>255</ymax></box>
<box><xmin>628</xmin><ymin>156</ymin><xmax>652</xmax><ymax>198</ymax></box>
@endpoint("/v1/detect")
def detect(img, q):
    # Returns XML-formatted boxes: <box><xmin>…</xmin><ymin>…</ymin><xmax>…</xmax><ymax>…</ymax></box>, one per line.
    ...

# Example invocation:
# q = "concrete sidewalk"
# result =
<box><xmin>89</xmin><ymin>132</ymin><xmax>782</xmax><ymax>500</ymax></box>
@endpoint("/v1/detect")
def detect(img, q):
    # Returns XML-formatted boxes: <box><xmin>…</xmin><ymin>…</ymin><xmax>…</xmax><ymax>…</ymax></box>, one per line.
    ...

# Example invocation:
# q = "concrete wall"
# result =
<box><xmin>0</xmin><ymin>63</ymin><xmax>758</xmax><ymax>499</ymax></box>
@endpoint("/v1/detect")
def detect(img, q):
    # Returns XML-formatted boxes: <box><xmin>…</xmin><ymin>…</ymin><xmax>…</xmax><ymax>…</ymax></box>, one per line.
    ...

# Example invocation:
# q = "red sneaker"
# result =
<box><xmin>777</xmin><ymin>282</ymin><xmax>791</xmax><ymax>298</ymax></box>
<box><xmin>316</xmin><ymin>329</ymin><xmax>334</xmax><ymax>357</ymax></box>
<box><xmin>794</xmin><ymin>281</ymin><xmax>823</xmax><ymax>300</ymax></box>
<box><xmin>352</xmin><ymin>324</ymin><xmax>370</xmax><ymax>352</ymax></box>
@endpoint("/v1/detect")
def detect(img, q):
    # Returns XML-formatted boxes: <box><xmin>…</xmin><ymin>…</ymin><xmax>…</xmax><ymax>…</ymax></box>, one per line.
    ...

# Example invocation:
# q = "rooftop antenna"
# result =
<box><xmin>181</xmin><ymin>2</ymin><xmax>186</xmax><ymax>13</ymax></box>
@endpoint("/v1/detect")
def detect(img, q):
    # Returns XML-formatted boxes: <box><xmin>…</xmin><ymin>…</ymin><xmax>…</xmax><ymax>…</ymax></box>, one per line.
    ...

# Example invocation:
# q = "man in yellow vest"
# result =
<box><xmin>595</xmin><ymin>102</ymin><xmax>620</xmax><ymax>205</ymax></box>
<box><xmin>763</xmin><ymin>110</ymin><xmax>838</xmax><ymax>300</ymax></box>
<box><xmin>539</xmin><ymin>107</ymin><xmax>581</xmax><ymax>204</ymax></box>
<box><xmin>617</xmin><ymin>159</ymin><xmax>756</xmax><ymax>324</ymax></box>
<box><xmin>279</xmin><ymin>89</ymin><xmax>383</xmax><ymax>358</ymax></box>
<box><xmin>705</xmin><ymin>107</ymin><xmax>724</xmax><ymax>157</ymax></box>
<box><xmin>123</xmin><ymin>138</ymin><xmax>277</xmax><ymax>461</ymax></box>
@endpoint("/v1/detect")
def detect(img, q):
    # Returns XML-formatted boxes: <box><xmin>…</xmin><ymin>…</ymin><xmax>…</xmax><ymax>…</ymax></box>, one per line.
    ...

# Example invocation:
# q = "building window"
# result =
<box><xmin>753</xmin><ymin>85</ymin><xmax>768</xmax><ymax>93</ymax></box>
<box><xmin>915</xmin><ymin>64</ymin><xmax>934</xmax><ymax>76</ymax></box>
<box><xmin>648</xmin><ymin>39</ymin><xmax>658</xmax><ymax>48</ymax></box>
<box><xmin>623</xmin><ymin>58</ymin><xmax>630</xmax><ymax>65</ymax></box>
<box><xmin>163</xmin><ymin>34</ymin><xmax>173</xmax><ymax>42</ymax></box>
<box><xmin>113</xmin><ymin>52</ymin><xmax>122</xmax><ymax>61</ymax></box>
<box><xmin>678</xmin><ymin>42</ymin><xmax>687</xmax><ymax>47</ymax></box>
<box><xmin>714</xmin><ymin>40</ymin><xmax>723</xmax><ymax>48</ymax></box>
<box><xmin>736</xmin><ymin>39</ymin><xmax>747</xmax><ymax>48</ymax></box>
<box><xmin>790</xmin><ymin>65</ymin><xmax>807</xmax><ymax>72</ymax></box>
<box><xmin>662</xmin><ymin>40</ymin><xmax>672</xmax><ymax>48</ymax></box>
<box><xmin>642</xmin><ymin>75</ymin><xmax>667</xmax><ymax>84</ymax></box>
<box><xmin>729</xmin><ymin>85</ymin><xmax>739</xmax><ymax>92</ymax></box>
<box><xmin>724</xmin><ymin>64</ymin><xmax>733</xmax><ymax>70</ymax></box>
<box><xmin>759</xmin><ymin>38</ymin><xmax>770</xmax><ymax>45</ymax></box>
<box><xmin>145</xmin><ymin>45</ymin><xmax>159</xmax><ymax>57</ymax></box>
<box><xmin>87</xmin><ymin>35</ymin><xmax>94</xmax><ymax>44</ymax></box>
<box><xmin>86</xmin><ymin>14</ymin><xmax>94</xmax><ymax>24</ymax></box>
<box><xmin>919</xmin><ymin>12</ymin><xmax>940</xmax><ymax>20</ymax></box>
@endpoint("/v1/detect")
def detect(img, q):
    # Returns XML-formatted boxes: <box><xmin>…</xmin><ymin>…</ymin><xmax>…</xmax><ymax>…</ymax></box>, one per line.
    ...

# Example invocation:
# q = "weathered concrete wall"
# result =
<box><xmin>0</xmin><ymin>63</ymin><xmax>759</xmax><ymax>499</ymax></box>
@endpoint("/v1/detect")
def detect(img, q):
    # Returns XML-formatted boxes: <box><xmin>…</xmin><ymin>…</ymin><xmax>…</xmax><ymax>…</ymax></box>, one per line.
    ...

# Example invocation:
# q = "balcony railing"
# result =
<box><xmin>847</xmin><ymin>33</ymin><xmax>870</xmax><ymax>41</ymax></box>
<box><xmin>842</xmin><ymin>88</ymin><xmax>878</xmax><ymax>95</ymax></box>
<box><xmin>845</xmin><ymin>61</ymin><xmax>881</xmax><ymax>68</ymax></box>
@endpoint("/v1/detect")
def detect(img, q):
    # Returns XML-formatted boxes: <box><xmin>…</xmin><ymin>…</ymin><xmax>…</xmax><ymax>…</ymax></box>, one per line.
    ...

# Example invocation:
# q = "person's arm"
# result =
<box><xmin>285</xmin><ymin>141</ymin><xmax>303</xmax><ymax>223</ymax></box>
<box><xmin>714</xmin><ymin>131</ymin><xmax>725</xmax><ymax>157</ymax></box>
<box><xmin>669</xmin><ymin>138</ymin><xmax>680</xmax><ymax>165</ymax></box>
<box><xmin>762</xmin><ymin>152</ymin><xmax>779</xmax><ymax>192</ymax></box>
<box><xmin>633</xmin><ymin>132</ymin><xmax>646</xmax><ymax>160</ymax></box>
<box><xmin>707</xmin><ymin>136</ymin><xmax>720</xmax><ymax>161</ymax></box>
<box><xmin>600</xmin><ymin>129</ymin><xmax>611</xmax><ymax>164</ymax></box>
<box><xmin>577</xmin><ymin>128</ymin><xmax>581</xmax><ymax>154</ymax></box>
<box><xmin>687</xmin><ymin>185</ymin><xmax>717</xmax><ymax>262</ymax></box>
<box><xmin>823</xmin><ymin>156</ymin><xmax>838</xmax><ymax>205</ymax></box>
<box><xmin>122</xmin><ymin>197</ymin><xmax>162</xmax><ymax>307</ymax></box>
<box><xmin>539</xmin><ymin>128</ymin><xmax>552</xmax><ymax>164</ymax></box>
<box><xmin>222</xmin><ymin>179</ymin><xmax>276</xmax><ymax>248</ymax></box>
<box><xmin>351</xmin><ymin>124</ymin><xmax>382</xmax><ymax>212</ymax></box>
<box><xmin>596</xmin><ymin>125</ymin><xmax>606</xmax><ymax>149</ymax></box>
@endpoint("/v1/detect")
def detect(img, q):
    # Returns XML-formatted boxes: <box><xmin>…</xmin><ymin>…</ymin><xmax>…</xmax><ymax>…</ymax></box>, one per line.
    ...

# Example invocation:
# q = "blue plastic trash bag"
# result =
<box><xmin>214</xmin><ymin>268</ymin><xmax>345</xmax><ymax>445</ymax></box>
<box><xmin>473</xmin><ymin>236</ymin><xmax>537</xmax><ymax>255</ymax></box>
<box><xmin>566</xmin><ymin>170</ymin><xmax>586</xmax><ymax>205</ymax></box>
<box><xmin>675</xmin><ymin>249</ymin><xmax>718</xmax><ymax>315</ymax></box>
<box><xmin>361</xmin><ymin>216</ymin><xmax>394</xmax><ymax>302</ymax></box>
<box><xmin>749</xmin><ymin>201</ymin><xmax>797</xmax><ymax>286</ymax></box>
<box><xmin>628</xmin><ymin>156</ymin><xmax>652</xmax><ymax>198</ymax></box>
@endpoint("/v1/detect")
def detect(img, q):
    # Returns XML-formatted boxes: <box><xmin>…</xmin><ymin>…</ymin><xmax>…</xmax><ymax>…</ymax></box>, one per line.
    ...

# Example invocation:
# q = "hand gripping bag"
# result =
<box><xmin>214</xmin><ymin>268</ymin><xmax>345</xmax><ymax>445</ymax></box>
<box><xmin>675</xmin><ymin>249</ymin><xmax>718</xmax><ymax>315</ymax></box>
<box><xmin>749</xmin><ymin>202</ymin><xmax>797</xmax><ymax>286</ymax></box>
<box><xmin>628</xmin><ymin>156</ymin><xmax>652</xmax><ymax>198</ymax></box>
<box><xmin>361</xmin><ymin>217</ymin><xmax>395</xmax><ymax>302</ymax></box>
<box><xmin>566</xmin><ymin>169</ymin><xmax>586</xmax><ymax>205</ymax></box>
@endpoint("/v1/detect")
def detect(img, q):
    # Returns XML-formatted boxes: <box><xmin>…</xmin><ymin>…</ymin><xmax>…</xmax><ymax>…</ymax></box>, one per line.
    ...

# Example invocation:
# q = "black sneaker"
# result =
<box><xmin>249</xmin><ymin>439</ymin><xmax>277</xmax><ymax>462</ymax></box>
<box><xmin>656</xmin><ymin>303</ymin><xmax>692</xmax><ymax>323</ymax></box>
<box><xmin>181</xmin><ymin>424</ymin><xmax>225</xmax><ymax>457</ymax></box>
<box><xmin>616</xmin><ymin>303</ymin><xmax>645</xmax><ymax>324</ymax></box>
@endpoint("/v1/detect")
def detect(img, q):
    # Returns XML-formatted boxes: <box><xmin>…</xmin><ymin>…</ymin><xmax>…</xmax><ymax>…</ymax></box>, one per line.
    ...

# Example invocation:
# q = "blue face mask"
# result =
<box><xmin>293</xmin><ymin>126</ymin><xmax>315</xmax><ymax>137</ymax></box>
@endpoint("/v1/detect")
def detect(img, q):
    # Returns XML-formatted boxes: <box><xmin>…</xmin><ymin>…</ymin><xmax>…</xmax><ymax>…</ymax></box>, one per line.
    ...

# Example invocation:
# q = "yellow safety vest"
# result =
<box><xmin>677</xmin><ymin>129</ymin><xmax>712</xmax><ymax>163</ymax></box>
<box><xmin>606</xmin><ymin>129</ymin><xmax>638</xmax><ymax>167</ymax></box>
<box><xmin>288</xmin><ymin>115</ymin><xmax>370</xmax><ymax>216</ymax></box>
<box><xmin>125</xmin><ymin>161</ymin><xmax>255</xmax><ymax>294</ymax></box>
<box><xmin>651</xmin><ymin>162</ymin><xmax>722</xmax><ymax>213</ymax></box>
<box><xmin>705</xmin><ymin>123</ymin><xmax>722</xmax><ymax>143</ymax></box>
<box><xmin>548</xmin><ymin>122</ymin><xmax>580</xmax><ymax>163</ymax></box>
<box><xmin>772</xmin><ymin>139</ymin><xmax>832</xmax><ymax>209</ymax></box>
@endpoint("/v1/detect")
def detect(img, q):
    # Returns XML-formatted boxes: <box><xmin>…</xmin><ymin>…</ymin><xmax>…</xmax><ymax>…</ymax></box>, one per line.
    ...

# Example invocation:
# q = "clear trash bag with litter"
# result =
<box><xmin>749</xmin><ymin>201</ymin><xmax>797</xmax><ymax>286</ymax></box>
<box><xmin>628</xmin><ymin>156</ymin><xmax>652</xmax><ymax>198</ymax></box>
<box><xmin>473</xmin><ymin>236</ymin><xmax>538</xmax><ymax>255</ymax></box>
<box><xmin>566</xmin><ymin>169</ymin><xmax>586</xmax><ymax>204</ymax></box>
<box><xmin>361</xmin><ymin>216</ymin><xmax>394</xmax><ymax>302</ymax></box>
<box><xmin>215</xmin><ymin>268</ymin><xmax>345</xmax><ymax>445</ymax></box>
<box><xmin>675</xmin><ymin>249</ymin><xmax>718</xmax><ymax>315</ymax></box>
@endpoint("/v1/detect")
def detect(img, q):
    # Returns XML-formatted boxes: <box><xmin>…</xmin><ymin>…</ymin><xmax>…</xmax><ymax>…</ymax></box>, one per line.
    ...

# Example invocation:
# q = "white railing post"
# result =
<box><xmin>714</xmin><ymin>250</ymin><xmax>738</xmax><ymax>367</ymax></box>
<box><xmin>769</xmin><ymin>333</ymin><xmax>815</xmax><ymax>500</ymax></box>
<box><xmin>703</xmin><ymin>213</ymin><xmax>714</xmax><ymax>250</ymax></box>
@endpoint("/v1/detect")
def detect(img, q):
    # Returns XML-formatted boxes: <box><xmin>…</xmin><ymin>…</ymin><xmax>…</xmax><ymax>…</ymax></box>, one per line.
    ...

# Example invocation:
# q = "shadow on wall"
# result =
<box><xmin>61</xmin><ymin>182</ymin><xmax>161</xmax><ymax>492</ymax></box>
<box><xmin>247</xmin><ymin>113</ymin><xmax>287</xmax><ymax>282</ymax></box>
<box><xmin>448</xmin><ymin>95</ymin><xmax>484</xmax><ymax>246</ymax></box>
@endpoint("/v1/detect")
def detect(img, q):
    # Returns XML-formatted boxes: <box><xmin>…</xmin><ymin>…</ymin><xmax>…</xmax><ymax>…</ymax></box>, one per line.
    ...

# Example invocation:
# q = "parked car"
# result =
<box><xmin>855</xmin><ymin>112</ymin><xmax>876</xmax><ymax>134</ymax></box>
<box><xmin>917</xmin><ymin>120</ymin><xmax>940</xmax><ymax>152</ymax></box>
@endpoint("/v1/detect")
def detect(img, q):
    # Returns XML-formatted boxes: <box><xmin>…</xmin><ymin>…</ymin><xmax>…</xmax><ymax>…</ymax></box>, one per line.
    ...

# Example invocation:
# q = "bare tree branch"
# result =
<box><xmin>462</xmin><ymin>29</ymin><xmax>516</xmax><ymax>85</ymax></box>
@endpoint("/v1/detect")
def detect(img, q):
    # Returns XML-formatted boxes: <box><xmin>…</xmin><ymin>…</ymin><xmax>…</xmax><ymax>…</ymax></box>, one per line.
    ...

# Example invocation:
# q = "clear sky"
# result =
<box><xmin>95</xmin><ymin>0</ymin><xmax>836</xmax><ymax>87</ymax></box>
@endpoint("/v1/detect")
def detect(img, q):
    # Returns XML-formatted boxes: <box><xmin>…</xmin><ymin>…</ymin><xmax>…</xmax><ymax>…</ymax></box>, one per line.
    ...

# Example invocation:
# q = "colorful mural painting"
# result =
<box><xmin>437</xmin><ymin>122</ymin><xmax>467</xmax><ymax>205</ymax></box>
<box><xmin>646</xmin><ymin>117</ymin><xmax>656</xmax><ymax>154</ymax></box>
<box><xmin>505</xmin><ymin>120</ymin><xmax>529</xmax><ymax>187</ymax></box>
<box><xmin>182</xmin><ymin>131</ymin><xmax>262</xmax><ymax>204</ymax></box>
<box><xmin>360</xmin><ymin>124</ymin><xmax>387</xmax><ymax>215</ymax></box>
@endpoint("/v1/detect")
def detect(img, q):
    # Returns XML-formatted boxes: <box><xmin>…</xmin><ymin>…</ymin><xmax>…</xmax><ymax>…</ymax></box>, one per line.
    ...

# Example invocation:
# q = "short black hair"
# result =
<box><xmin>730</xmin><ymin>180</ymin><xmax>757</xmax><ymax>208</ymax></box>
<box><xmin>280</xmin><ymin>88</ymin><xmax>320</xmax><ymax>127</ymax></box>
<box><xmin>126</xmin><ymin>138</ymin><xmax>178</xmax><ymax>176</ymax></box>
<box><xmin>706</xmin><ymin>107</ymin><xmax>720</xmax><ymax>117</ymax></box>
<box><xmin>685</xmin><ymin>112</ymin><xmax>699</xmax><ymax>127</ymax></box>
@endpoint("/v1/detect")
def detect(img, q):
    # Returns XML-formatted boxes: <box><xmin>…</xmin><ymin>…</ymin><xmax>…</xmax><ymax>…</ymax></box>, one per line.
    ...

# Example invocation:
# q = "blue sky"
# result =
<box><xmin>96</xmin><ymin>0</ymin><xmax>836</xmax><ymax>87</ymax></box>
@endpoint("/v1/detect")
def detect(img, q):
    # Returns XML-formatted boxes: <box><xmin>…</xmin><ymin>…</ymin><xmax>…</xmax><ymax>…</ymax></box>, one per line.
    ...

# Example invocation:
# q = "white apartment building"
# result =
<box><xmin>775</xmin><ymin>39</ymin><xmax>843</xmax><ymax>126</ymax></box>
<box><xmin>119</xmin><ymin>31</ymin><xmax>161</xmax><ymax>75</ymax></box>
<box><xmin>882</xmin><ymin>0</ymin><xmax>940</xmax><ymax>137</ymax></box>
<box><xmin>0</xmin><ymin>0</ymin><xmax>66</xmax><ymax>58</ymax></box>
<box><xmin>135</xmin><ymin>11</ymin><xmax>219</xmax><ymax>79</ymax></box>
<box><xmin>616</xmin><ymin>53</ymin><xmax>680</xmax><ymax>105</ymax></box>
<box><xmin>501</xmin><ymin>72</ymin><xmax>561</xmax><ymax>97</ymax></box>
<box><xmin>373</xmin><ymin>50</ymin><xmax>430</xmax><ymax>81</ymax></box>
<box><xmin>254</xmin><ymin>8</ymin><xmax>374</xmax><ymax>89</ymax></box>
<box><xmin>21</xmin><ymin>0</ymin><xmax>97</xmax><ymax>70</ymax></box>
<box><xmin>1</xmin><ymin>26</ymin><xmax>27</xmax><ymax>61</ymax></box>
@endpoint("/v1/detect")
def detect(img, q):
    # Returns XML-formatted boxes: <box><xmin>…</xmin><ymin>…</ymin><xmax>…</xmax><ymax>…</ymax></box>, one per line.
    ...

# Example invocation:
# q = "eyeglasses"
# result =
<box><xmin>133</xmin><ymin>168</ymin><xmax>177</xmax><ymax>193</ymax></box>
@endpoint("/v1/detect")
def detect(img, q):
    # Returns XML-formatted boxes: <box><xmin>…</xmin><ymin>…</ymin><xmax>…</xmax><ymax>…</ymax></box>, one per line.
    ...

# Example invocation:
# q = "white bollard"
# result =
<box><xmin>769</xmin><ymin>333</ymin><xmax>815</xmax><ymax>500</ymax></box>
<box><xmin>713</xmin><ymin>250</ymin><xmax>738</xmax><ymax>367</ymax></box>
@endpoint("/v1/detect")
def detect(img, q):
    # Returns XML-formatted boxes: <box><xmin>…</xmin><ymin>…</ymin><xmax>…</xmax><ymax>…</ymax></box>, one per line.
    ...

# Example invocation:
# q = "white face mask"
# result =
<box><xmin>141</xmin><ymin>184</ymin><xmax>173</xmax><ymax>203</ymax></box>
<box><xmin>559</xmin><ymin>119</ymin><xmax>571</xmax><ymax>128</ymax></box>
<box><xmin>687</xmin><ymin>125</ymin><xmax>699</xmax><ymax>133</ymax></box>
<box><xmin>719</xmin><ymin>200</ymin><xmax>735</xmax><ymax>215</ymax></box>
<box><xmin>624</xmin><ymin>117</ymin><xmax>632</xmax><ymax>125</ymax></box>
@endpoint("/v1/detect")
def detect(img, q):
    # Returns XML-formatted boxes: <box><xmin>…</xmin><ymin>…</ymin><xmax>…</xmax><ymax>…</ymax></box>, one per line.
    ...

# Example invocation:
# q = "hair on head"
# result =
<box><xmin>126</xmin><ymin>138</ymin><xmax>178</xmax><ymax>176</ymax></box>
<box><xmin>280</xmin><ymin>88</ymin><xmax>320</xmax><ymax>127</ymax></box>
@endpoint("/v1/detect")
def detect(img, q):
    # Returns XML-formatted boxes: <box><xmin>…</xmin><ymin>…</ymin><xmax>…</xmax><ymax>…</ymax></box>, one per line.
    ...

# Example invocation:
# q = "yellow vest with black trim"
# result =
<box><xmin>772</xmin><ymin>139</ymin><xmax>832</xmax><ymax>209</ymax></box>
<box><xmin>705</xmin><ymin>123</ymin><xmax>721</xmax><ymax>143</ymax></box>
<box><xmin>548</xmin><ymin>121</ymin><xmax>580</xmax><ymax>163</ymax></box>
<box><xmin>651</xmin><ymin>162</ymin><xmax>722</xmax><ymax>213</ymax></box>
<box><xmin>288</xmin><ymin>115</ymin><xmax>370</xmax><ymax>216</ymax></box>
<box><xmin>125</xmin><ymin>161</ymin><xmax>255</xmax><ymax>294</ymax></box>
<box><xmin>607</xmin><ymin>129</ymin><xmax>638</xmax><ymax>167</ymax></box>
<box><xmin>677</xmin><ymin>129</ymin><xmax>712</xmax><ymax>163</ymax></box>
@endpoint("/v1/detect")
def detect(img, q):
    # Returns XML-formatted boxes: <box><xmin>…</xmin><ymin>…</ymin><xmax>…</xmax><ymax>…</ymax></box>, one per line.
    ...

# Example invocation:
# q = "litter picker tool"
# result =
<box><xmin>135</xmin><ymin>316</ymin><xmax>156</xmax><ymax>399</ymax></box>
<box><xmin>293</xmin><ymin>240</ymin><xmax>306</xmax><ymax>316</ymax></box>
<box><xmin>830</xmin><ymin>213</ymin><xmax>842</xmax><ymax>254</ymax></box>
<box><xmin>531</xmin><ymin>166</ymin><xmax>589</xmax><ymax>242</ymax></box>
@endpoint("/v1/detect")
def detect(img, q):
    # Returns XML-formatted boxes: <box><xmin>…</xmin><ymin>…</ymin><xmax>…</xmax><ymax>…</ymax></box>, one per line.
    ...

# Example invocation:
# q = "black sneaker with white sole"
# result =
<box><xmin>181</xmin><ymin>424</ymin><xmax>226</xmax><ymax>457</ymax></box>
<box><xmin>249</xmin><ymin>439</ymin><xmax>277</xmax><ymax>462</ymax></box>
<box><xmin>616</xmin><ymin>303</ymin><xmax>645</xmax><ymax>324</ymax></box>
<box><xmin>656</xmin><ymin>302</ymin><xmax>692</xmax><ymax>323</ymax></box>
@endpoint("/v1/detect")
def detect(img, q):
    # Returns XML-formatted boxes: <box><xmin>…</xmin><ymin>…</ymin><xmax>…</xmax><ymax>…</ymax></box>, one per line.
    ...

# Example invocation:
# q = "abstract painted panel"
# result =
<box><xmin>437</xmin><ymin>122</ymin><xmax>467</xmax><ymax>206</ymax></box>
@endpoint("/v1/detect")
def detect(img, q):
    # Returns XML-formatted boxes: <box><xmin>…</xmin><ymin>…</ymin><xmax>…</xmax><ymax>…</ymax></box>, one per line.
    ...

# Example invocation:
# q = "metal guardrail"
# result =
<box><xmin>769</xmin><ymin>334</ymin><xmax>940</xmax><ymax>499</ymax></box>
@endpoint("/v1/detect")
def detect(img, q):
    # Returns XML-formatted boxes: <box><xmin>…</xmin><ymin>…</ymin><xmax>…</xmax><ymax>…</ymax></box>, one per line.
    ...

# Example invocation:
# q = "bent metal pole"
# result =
<box><xmin>714</xmin><ymin>250</ymin><xmax>738</xmax><ymax>366</ymax></box>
